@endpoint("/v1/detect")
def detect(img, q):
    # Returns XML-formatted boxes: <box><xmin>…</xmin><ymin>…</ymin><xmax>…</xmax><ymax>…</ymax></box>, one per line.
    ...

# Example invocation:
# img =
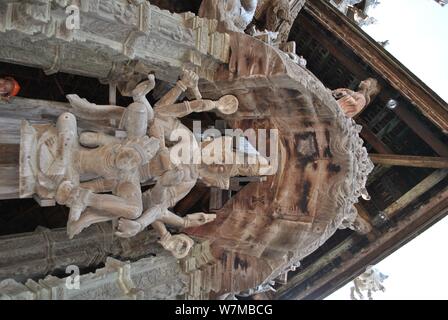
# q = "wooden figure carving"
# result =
<box><xmin>350</xmin><ymin>266</ymin><xmax>388</xmax><ymax>300</ymax></box>
<box><xmin>20</xmin><ymin>109</ymin><xmax>160</xmax><ymax>236</ymax></box>
<box><xmin>332</xmin><ymin>78</ymin><xmax>381</xmax><ymax>118</ymax></box>
<box><xmin>253</xmin><ymin>0</ymin><xmax>291</xmax><ymax>33</ymax></box>
<box><xmin>21</xmin><ymin>69</ymin><xmax>275</xmax><ymax>259</ymax></box>
<box><xmin>199</xmin><ymin>0</ymin><xmax>258</xmax><ymax>33</ymax></box>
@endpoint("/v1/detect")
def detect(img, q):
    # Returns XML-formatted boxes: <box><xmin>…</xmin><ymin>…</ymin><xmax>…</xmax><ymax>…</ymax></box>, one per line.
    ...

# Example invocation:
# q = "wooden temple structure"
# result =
<box><xmin>0</xmin><ymin>0</ymin><xmax>446</xmax><ymax>300</ymax></box>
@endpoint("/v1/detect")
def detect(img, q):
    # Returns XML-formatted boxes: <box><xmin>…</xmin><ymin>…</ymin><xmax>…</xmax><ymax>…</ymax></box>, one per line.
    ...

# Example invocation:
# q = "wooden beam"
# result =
<box><xmin>304</xmin><ymin>0</ymin><xmax>448</xmax><ymax>133</ymax></box>
<box><xmin>209</xmin><ymin>187</ymin><xmax>223</xmax><ymax>211</ymax></box>
<box><xmin>297</xmin><ymin>14</ymin><xmax>369</xmax><ymax>81</ymax></box>
<box><xmin>370</xmin><ymin>154</ymin><xmax>448</xmax><ymax>169</ymax></box>
<box><xmin>383</xmin><ymin>169</ymin><xmax>448</xmax><ymax>219</ymax></box>
<box><xmin>275</xmin><ymin>186</ymin><xmax>448</xmax><ymax>300</ymax></box>
<box><xmin>356</xmin><ymin>119</ymin><xmax>393</xmax><ymax>154</ymax></box>
<box><xmin>0</xmin><ymin>97</ymin><xmax>115</xmax><ymax>140</ymax></box>
<box><xmin>0</xmin><ymin>144</ymin><xmax>19</xmax><ymax>165</ymax></box>
<box><xmin>392</xmin><ymin>104</ymin><xmax>448</xmax><ymax>157</ymax></box>
<box><xmin>0</xmin><ymin>165</ymin><xmax>19</xmax><ymax>200</ymax></box>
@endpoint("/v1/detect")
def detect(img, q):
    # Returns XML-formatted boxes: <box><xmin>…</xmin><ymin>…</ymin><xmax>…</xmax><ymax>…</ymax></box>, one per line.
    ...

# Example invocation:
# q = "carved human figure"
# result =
<box><xmin>0</xmin><ymin>77</ymin><xmax>20</xmax><ymax>101</ymax></box>
<box><xmin>20</xmin><ymin>108</ymin><xmax>159</xmax><ymax>237</ymax></box>
<box><xmin>199</xmin><ymin>0</ymin><xmax>258</xmax><ymax>33</ymax></box>
<box><xmin>350</xmin><ymin>266</ymin><xmax>388</xmax><ymax>300</ymax></box>
<box><xmin>332</xmin><ymin>78</ymin><xmax>381</xmax><ymax>118</ymax></box>
<box><xmin>115</xmin><ymin>71</ymin><xmax>276</xmax><ymax>246</ymax></box>
<box><xmin>62</xmin><ymin>70</ymin><xmax>276</xmax><ymax>258</ymax></box>
<box><xmin>252</xmin><ymin>0</ymin><xmax>291</xmax><ymax>33</ymax></box>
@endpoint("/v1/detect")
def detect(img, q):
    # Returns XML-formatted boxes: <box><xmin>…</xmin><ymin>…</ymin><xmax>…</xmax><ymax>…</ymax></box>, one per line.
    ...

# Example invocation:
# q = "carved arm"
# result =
<box><xmin>66</xmin><ymin>94</ymin><xmax>125</xmax><ymax>121</ymax></box>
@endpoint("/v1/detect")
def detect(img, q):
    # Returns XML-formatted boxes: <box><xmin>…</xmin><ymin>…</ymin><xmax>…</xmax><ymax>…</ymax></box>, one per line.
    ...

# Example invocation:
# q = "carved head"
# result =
<box><xmin>0</xmin><ymin>77</ymin><xmax>20</xmax><ymax>98</ymax></box>
<box><xmin>358</xmin><ymin>78</ymin><xmax>381</xmax><ymax>106</ymax></box>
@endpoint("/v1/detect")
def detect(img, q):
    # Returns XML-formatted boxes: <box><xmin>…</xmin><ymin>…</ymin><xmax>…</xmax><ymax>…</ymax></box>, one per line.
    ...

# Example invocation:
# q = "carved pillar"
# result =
<box><xmin>0</xmin><ymin>223</ymin><xmax>161</xmax><ymax>282</ymax></box>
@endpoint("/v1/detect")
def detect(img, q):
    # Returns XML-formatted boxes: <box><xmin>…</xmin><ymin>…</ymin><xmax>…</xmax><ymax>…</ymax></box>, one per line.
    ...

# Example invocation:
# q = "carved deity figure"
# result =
<box><xmin>350</xmin><ymin>266</ymin><xmax>388</xmax><ymax>300</ymax></box>
<box><xmin>0</xmin><ymin>77</ymin><xmax>20</xmax><ymax>101</ymax></box>
<box><xmin>67</xmin><ymin>70</ymin><xmax>275</xmax><ymax>258</ymax></box>
<box><xmin>199</xmin><ymin>0</ymin><xmax>258</xmax><ymax>33</ymax></box>
<box><xmin>252</xmin><ymin>0</ymin><xmax>291</xmax><ymax>33</ymax></box>
<box><xmin>20</xmin><ymin>111</ymin><xmax>160</xmax><ymax>234</ymax></box>
<box><xmin>20</xmin><ymin>68</ymin><xmax>277</xmax><ymax>259</ymax></box>
<box><xmin>332</xmin><ymin>78</ymin><xmax>381</xmax><ymax>118</ymax></box>
<box><xmin>102</xmin><ymin>73</ymin><xmax>274</xmax><ymax>257</ymax></box>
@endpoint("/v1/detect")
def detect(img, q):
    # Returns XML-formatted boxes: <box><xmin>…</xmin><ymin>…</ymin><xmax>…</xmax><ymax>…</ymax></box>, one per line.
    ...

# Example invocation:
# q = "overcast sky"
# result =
<box><xmin>326</xmin><ymin>0</ymin><xmax>448</xmax><ymax>300</ymax></box>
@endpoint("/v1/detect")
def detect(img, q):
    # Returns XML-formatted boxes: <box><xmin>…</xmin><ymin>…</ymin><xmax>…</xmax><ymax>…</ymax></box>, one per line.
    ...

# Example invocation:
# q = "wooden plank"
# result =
<box><xmin>357</xmin><ymin>119</ymin><xmax>393</xmax><ymax>154</ymax></box>
<box><xmin>383</xmin><ymin>169</ymin><xmax>448</xmax><ymax>218</ymax></box>
<box><xmin>0</xmin><ymin>165</ymin><xmax>19</xmax><ymax>200</ymax></box>
<box><xmin>0</xmin><ymin>97</ymin><xmax>115</xmax><ymax>137</ymax></box>
<box><xmin>392</xmin><ymin>104</ymin><xmax>448</xmax><ymax>157</ymax></box>
<box><xmin>274</xmin><ymin>236</ymin><xmax>358</xmax><ymax>298</ymax></box>
<box><xmin>370</xmin><ymin>154</ymin><xmax>448</xmax><ymax>169</ymax></box>
<box><xmin>0</xmin><ymin>97</ymin><xmax>70</xmax><ymax>121</ymax></box>
<box><xmin>0</xmin><ymin>144</ymin><xmax>19</xmax><ymax>165</ymax></box>
<box><xmin>209</xmin><ymin>187</ymin><xmax>223</xmax><ymax>210</ymax></box>
<box><xmin>298</xmin><ymin>15</ymin><xmax>369</xmax><ymax>81</ymax></box>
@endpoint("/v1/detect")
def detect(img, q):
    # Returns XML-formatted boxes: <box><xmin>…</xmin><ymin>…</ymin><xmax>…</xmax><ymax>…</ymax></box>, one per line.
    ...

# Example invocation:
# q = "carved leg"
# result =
<box><xmin>119</xmin><ymin>101</ymin><xmax>148</xmax><ymax>138</ymax></box>
<box><xmin>57</xmin><ymin>181</ymin><xmax>142</xmax><ymax>222</ymax></box>
<box><xmin>115</xmin><ymin>205</ymin><xmax>163</xmax><ymax>238</ymax></box>
<box><xmin>350</xmin><ymin>286</ymin><xmax>357</xmax><ymax>300</ymax></box>
<box><xmin>67</xmin><ymin>208</ymin><xmax>114</xmax><ymax>239</ymax></box>
<box><xmin>89</xmin><ymin>181</ymin><xmax>143</xmax><ymax>219</ymax></box>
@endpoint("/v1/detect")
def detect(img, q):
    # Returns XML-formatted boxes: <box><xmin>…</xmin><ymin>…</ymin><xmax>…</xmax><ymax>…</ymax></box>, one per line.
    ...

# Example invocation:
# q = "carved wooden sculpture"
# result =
<box><xmin>199</xmin><ymin>0</ymin><xmax>258</xmax><ymax>33</ymax></box>
<box><xmin>350</xmin><ymin>266</ymin><xmax>388</xmax><ymax>300</ymax></box>
<box><xmin>253</xmin><ymin>0</ymin><xmax>291</xmax><ymax>33</ymax></box>
<box><xmin>20</xmin><ymin>111</ymin><xmax>160</xmax><ymax>236</ymax></box>
<box><xmin>332</xmin><ymin>78</ymin><xmax>381</xmax><ymax>118</ymax></box>
<box><xmin>65</xmin><ymin>70</ymin><xmax>276</xmax><ymax>259</ymax></box>
<box><xmin>4</xmin><ymin>1</ymin><xmax>376</xmax><ymax>299</ymax></box>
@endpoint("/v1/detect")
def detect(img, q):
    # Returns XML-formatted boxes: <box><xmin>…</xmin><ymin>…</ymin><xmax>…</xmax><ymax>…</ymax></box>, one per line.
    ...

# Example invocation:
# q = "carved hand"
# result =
<box><xmin>115</xmin><ymin>218</ymin><xmax>143</xmax><ymax>238</ymax></box>
<box><xmin>131</xmin><ymin>74</ymin><xmax>156</xmax><ymax>97</ymax></box>
<box><xmin>184</xmin><ymin>212</ymin><xmax>217</xmax><ymax>228</ymax></box>
<box><xmin>215</xmin><ymin>95</ymin><xmax>239</xmax><ymax>114</ymax></box>
<box><xmin>159</xmin><ymin>233</ymin><xmax>194</xmax><ymax>259</ymax></box>
<box><xmin>179</xmin><ymin>69</ymin><xmax>199</xmax><ymax>90</ymax></box>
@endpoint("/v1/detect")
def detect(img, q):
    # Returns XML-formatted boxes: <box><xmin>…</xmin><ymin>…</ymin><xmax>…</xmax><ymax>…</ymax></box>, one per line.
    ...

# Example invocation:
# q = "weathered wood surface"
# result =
<box><xmin>0</xmin><ymin>165</ymin><xmax>19</xmax><ymax>200</ymax></box>
<box><xmin>383</xmin><ymin>169</ymin><xmax>448</xmax><ymax>219</ymax></box>
<box><xmin>0</xmin><ymin>2</ymin><xmax>372</xmax><ymax>298</ymax></box>
<box><xmin>186</xmin><ymin>31</ymin><xmax>373</xmax><ymax>296</ymax></box>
